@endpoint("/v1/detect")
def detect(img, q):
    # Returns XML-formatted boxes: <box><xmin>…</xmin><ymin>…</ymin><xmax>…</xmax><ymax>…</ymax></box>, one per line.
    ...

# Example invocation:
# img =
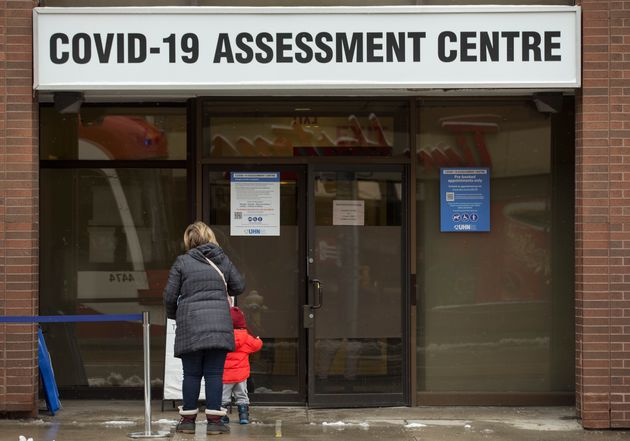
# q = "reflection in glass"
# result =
<box><xmin>313</xmin><ymin>171</ymin><xmax>403</xmax><ymax>394</ymax></box>
<box><xmin>206</xmin><ymin>172</ymin><xmax>301</xmax><ymax>396</ymax></box>
<box><xmin>40</xmin><ymin>169</ymin><xmax>188</xmax><ymax>388</ymax></box>
<box><xmin>417</xmin><ymin>102</ymin><xmax>574</xmax><ymax>393</ymax></box>
<box><xmin>203</xmin><ymin>101</ymin><xmax>409</xmax><ymax>157</ymax></box>
<box><xmin>41</xmin><ymin>106</ymin><xmax>187</xmax><ymax>160</ymax></box>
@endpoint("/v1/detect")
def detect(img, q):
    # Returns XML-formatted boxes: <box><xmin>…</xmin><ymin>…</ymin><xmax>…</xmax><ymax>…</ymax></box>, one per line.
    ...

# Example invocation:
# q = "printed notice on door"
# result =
<box><xmin>333</xmin><ymin>200</ymin><xmax>365</xmax><ymax>226</ymax></box>
<box><xmin>230</xmin><ymin>172</ymin><xmax>280</xmax><ymax>236</ymax></box>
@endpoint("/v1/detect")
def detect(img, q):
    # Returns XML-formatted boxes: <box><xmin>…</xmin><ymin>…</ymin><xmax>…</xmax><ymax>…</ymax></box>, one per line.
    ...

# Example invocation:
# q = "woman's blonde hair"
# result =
<box><xmin>183</xmin><ymin>221</ymin><xmax>218</xmax><ymax>251</ymax></box>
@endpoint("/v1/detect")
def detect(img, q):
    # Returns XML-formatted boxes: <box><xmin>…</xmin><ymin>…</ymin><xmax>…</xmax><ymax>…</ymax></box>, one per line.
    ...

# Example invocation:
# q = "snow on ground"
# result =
<box><xmin>405</xmin><ymin>419</ymin><xmax>472</xmax><ymax>427</ymax></box>
<box><xmin>405</xmin><ymin>418</ymin><xmax>581</xmax><ymax>432</ymax></box>
<box><xmin>322</xmin><ymin>421</ymin><xmax>369</xmax><ymax>428</ymax></box>
<box><xmin>153</xmin><ymin>419</ymin><xmax>177</xmax><ymax>425</ymax></box>
<box><xmin>101</xmin><ymin>420</ymin><xmax>136</xmax><ymax>426</ymax></box>
<box><xmin>497</xmin><ymin>418</ymin><xmax>582</xmax><ymax>431</ymax></box>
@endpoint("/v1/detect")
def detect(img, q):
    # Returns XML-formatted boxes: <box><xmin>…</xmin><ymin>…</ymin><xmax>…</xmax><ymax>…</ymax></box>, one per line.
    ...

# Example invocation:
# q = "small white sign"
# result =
<box><xmin>163</xmin><ymin>318</ymin><xmax>205</xmax><ymax>400</ymax></box>
<box><xmin>333</xmin><ymin>200</ymin><xmax>365</xmax><ymax>226</ymax></box>
<box><xmin>230</xmin><ymin>172</ymin><xmax>280</xmax><ymax>236</ymax></box>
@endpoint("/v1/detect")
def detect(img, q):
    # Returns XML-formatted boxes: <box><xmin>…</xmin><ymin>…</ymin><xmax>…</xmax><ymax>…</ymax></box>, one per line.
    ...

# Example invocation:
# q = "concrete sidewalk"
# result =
<box><xmin>2</xmin><ymin>401</ymin><xmax>630</xmax><ymax>441</ymax></box>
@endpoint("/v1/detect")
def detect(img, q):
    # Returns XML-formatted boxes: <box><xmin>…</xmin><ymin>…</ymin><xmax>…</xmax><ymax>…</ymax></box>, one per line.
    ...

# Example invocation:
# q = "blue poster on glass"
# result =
<box><xmin>440</xmin><ymin>168</ymin><xmax>490</xmax><ymax>232</ymax></box>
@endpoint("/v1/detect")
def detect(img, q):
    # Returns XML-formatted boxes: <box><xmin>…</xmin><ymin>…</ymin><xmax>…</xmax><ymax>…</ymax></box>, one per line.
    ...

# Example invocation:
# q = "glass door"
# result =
<box><xmin>204</xmin><ymin>165</ymin><xmax>307</xmax><ymax>404</ymax></box>
<box><xmin>306</xmin><ymin>165</ymin><xmax>408</xmax><ymax>407</ymax></box>
<box><xmin>204</xmin><ymin>164</ymin><xmax>408</xmax><ymax>407</ymax></box>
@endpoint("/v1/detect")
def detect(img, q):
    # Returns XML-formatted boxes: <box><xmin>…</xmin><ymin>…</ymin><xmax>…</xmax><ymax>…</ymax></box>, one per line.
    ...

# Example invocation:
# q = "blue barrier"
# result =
<box><xmin>1</xmin><ymin>313</ymin><xmax>168</xmax><ymax>437</ymax></box>
<box><xmin>0</xmin><ymin>314</ymin><xmax>144</xmax><ymax>323</ymax></box>
<box><xmin>38</xmin><ymin>328</ymin><xmax>60</xmax><ymax>415</ymax></box>
<box><xmin>1</xmin><ymin>314</ymin><xmax>145</xmax><ymax>418</ymax></box>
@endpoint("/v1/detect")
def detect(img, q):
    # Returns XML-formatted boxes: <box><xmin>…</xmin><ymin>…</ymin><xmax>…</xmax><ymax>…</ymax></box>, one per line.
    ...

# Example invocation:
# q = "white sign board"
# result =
<box><xmin>333</xmin><ymin>200</ymin><xmax>365</xmax><ymax>226</ymax></box>
<box><xmin>230</xmin><ymin>172</ymin><xmax>280</xmax><ymax>236</ymax></box>
<box><xmin>163</xmin><ymin>318</ymin><xmax>205</xmax><ymax>400</ymax></box>
<box><xmin>33</xmin><ymin>6</ymin><xmax>581</xmax><ymax>91</ymax></box>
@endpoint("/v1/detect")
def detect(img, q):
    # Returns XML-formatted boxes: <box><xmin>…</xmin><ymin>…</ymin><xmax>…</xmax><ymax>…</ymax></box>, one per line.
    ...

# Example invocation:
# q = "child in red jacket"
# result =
<box><xmin>221</xmin><ymin>306</ymin><xmax>263</xmax><ymax>424</ymax></box>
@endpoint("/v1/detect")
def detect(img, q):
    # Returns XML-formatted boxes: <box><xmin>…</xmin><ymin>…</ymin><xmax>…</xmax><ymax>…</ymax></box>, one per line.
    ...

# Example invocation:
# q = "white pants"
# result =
<box><xmin>222</xmin><ymin>380</ymin><xmax>249</xmax><ymax>405</ymax></box>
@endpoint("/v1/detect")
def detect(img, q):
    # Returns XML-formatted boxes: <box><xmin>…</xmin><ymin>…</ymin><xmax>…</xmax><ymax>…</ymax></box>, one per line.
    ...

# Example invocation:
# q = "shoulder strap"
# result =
<box><xmin>205</xmin><ymin>257</ymin><xmax>227</xmax><ymax>291</ymax></box>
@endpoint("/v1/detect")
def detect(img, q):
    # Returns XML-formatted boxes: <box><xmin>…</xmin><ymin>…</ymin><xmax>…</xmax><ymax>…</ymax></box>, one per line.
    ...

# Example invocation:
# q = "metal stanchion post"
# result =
<box><xmin>128</xmin><ymin>311</ymin><xmax>171</xmax><ymax>438</ymax></box>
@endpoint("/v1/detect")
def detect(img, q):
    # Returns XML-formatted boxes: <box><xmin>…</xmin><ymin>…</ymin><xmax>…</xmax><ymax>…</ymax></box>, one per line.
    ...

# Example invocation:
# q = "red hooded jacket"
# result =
<box><xmin>223</xmin><ymin>329</ymin><xmax>263</xmax><ymax>384</ymax></box>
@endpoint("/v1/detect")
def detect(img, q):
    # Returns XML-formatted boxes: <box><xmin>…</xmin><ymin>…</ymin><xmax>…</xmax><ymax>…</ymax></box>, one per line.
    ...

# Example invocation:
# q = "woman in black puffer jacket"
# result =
<box><xmin>164</xmin><ymin>221</ymin><xmax>245</xmax><ymax>435</ymax></box>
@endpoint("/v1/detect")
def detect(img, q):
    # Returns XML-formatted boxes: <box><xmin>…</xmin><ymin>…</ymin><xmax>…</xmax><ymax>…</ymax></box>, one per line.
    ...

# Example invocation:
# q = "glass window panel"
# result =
<box><xmin>203</xmin><ymin>101</ymin><xmax>409</xmax><ymax>158</ymax></box>
<box><xmin>40</xmin><ymin>168</ymin><xmax>188</xmax><ymax>389</ymax></box>
<box><xmin>312</xmin><ymin>170</ymin><xmax>403</xmax><ymax>395</ymax></box>
<box><xmin>206</xmin><ymin>171</ymin><xmax>301</xmax><ymax>396</ymax></box>
<box><xmin>40</xmin><ymin>106</ymin><xmax>186</xmax><ymax>160</ymax></box>
<box><xmin>416</xmin><ymin>102</ymin><xmax>574</xmax><ymax>393</ymax></box>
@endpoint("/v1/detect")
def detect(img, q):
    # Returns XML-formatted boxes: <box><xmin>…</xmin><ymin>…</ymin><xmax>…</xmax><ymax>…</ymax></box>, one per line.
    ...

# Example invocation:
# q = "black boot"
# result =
<box><xmin>176</xmin><ymin>407</ymin><xmax>198</xmax><ymax>434</ymax></box>
<box><xmin>206</xmin><ymin>409</ymin><xmax>230</xmax><ymax>435</ymax></box>
<box><xmin>237</xmin><ymin>404</ymin><xmax>250</xmax><ymax>424</ymax></box>
<box><xmin>220</xmin><ymin>404</ymin><xmax>230</xmax><ymax>424</ymax></box>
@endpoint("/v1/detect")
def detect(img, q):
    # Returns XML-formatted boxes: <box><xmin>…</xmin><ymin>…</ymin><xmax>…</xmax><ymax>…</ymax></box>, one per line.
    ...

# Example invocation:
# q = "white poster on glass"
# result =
<box><xmin>333</xmin><ymin>200</ymin><xmax>365</xmax><ymax>226</ymax></box>
<box><xmin>230</xmin><ymin>172</ymin><xmax>280</xmax><ymax>236</ymax></box>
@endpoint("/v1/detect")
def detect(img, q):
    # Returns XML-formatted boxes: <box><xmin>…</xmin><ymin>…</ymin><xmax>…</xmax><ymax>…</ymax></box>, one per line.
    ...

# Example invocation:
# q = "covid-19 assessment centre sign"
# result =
<box><xmin>33</xmin><ymin>6</ymin><xmax>580</xmax><ymax>92</ymax></box>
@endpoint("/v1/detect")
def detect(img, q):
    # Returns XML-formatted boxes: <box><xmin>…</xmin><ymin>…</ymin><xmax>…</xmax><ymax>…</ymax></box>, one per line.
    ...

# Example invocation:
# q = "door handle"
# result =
<box><xmin>310</xmin><ymin>278</ymin><xmax>323</xmax><ymax>310</ymax></box>
<box><xmin>304</xmin><ymin>278</ymin><xmax>323</xmax><ymax>328</ymax></box>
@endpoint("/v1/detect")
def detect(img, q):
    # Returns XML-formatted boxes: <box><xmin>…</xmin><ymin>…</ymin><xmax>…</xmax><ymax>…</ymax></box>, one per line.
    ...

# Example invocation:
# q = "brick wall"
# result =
<box><xmin>577</xmin><ymin>0</ymin><xmax>630</xmax><ymax>429</ymax></box>
<box><xmin>0</xmin><ymin>0</ymin><xmax>38</xmax><ymax>417</ymax></box>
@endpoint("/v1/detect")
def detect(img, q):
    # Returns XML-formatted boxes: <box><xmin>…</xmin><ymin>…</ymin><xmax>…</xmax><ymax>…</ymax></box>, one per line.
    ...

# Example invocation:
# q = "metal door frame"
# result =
<box><xmin>202</xmin><ymin>163</ymin><xmax>308</xmax><ymax>405</ymax></box>
<box><xmin>305</xmin><ymin>163</ymin><xmax>410</xmax><ymax>408</ymax></box>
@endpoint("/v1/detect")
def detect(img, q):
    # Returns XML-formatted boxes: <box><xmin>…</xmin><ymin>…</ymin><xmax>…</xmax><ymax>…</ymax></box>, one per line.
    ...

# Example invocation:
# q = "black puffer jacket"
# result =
<box><xmin>163</xmin><ymin>243</ymin><xmax>245</xmax><ymax>358</ymax></box>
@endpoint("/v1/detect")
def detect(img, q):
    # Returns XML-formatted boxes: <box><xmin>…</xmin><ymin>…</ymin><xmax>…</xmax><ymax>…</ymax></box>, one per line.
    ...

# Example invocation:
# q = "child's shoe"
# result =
<box><xmin>237</xmin><ymin>404</ymin><xmax>249</xmax><ymax>424</ymax></box>
<box><xmin>220</xmin><ymin>404</ymin><xmax>230</xmax><ymax>424</ymax></box>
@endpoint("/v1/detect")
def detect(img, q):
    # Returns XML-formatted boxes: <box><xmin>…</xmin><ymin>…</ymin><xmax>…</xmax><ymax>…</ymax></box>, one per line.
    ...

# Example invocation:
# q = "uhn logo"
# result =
<box><xmin>247</xmin><ymin>229</ymin><xmax>261</xmax><ymax>235</ymax></box>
